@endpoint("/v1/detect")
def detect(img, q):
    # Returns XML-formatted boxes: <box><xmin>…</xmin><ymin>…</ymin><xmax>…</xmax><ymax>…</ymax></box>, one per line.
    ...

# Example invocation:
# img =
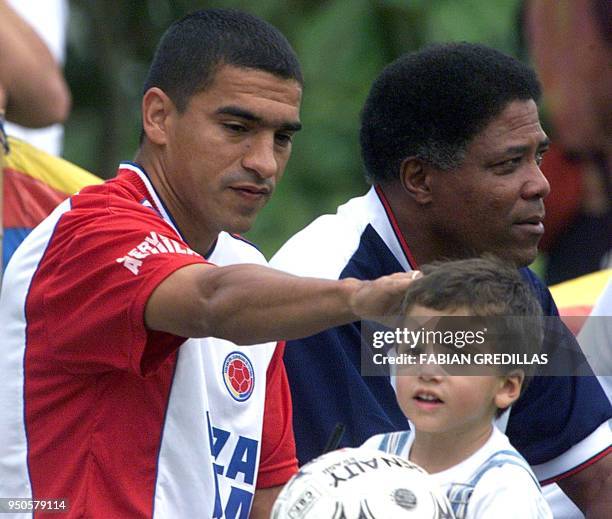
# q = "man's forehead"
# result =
<box><xmin>209</xmin><ymin>64</ymin><xmax>302</xmax><ymax>101</ymax></box>
<box><xmin>485</xmin><ymin>100</ymin><xmax>543</xmax><ymax>135</ymax></box>
<box><xmin>471</xmin><ymin>100</ymin><xmax>548</xmax><ymax>151</ymax></box>
<box><xmin>204</xmin><ymin>65</ymin><xmax>302</xmax><ymax>125</ymax></box>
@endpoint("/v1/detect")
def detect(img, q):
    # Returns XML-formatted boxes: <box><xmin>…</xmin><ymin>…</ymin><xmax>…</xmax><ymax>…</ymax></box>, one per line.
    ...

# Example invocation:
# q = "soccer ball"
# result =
<box><xmin>271</xmin><ymin>447</ymin><xmax>455</xmax><ymax>518</ymax></box>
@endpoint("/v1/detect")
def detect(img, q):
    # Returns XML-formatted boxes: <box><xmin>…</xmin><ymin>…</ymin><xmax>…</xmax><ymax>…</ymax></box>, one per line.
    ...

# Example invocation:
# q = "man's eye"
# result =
<box><xmin>493</xmin><ymin>157</ymin><xmax>522</xmax><ymax>173</ymax></box>
<box><xmin>223</xmin><ymin>123</ymin><xmax>247</xmax><ymax>133</ymax></box>
<box><xmin>275</xmin><ymin>133</ymin><xmax>293</xmax><ymax>147</ymax></box>
<box><xmin>535</xmin><ymin>151</ymin><xmax>545</xmax><ymax>166</ymax></box>
<box><xmin>503</xmin><ymin>157</ymin><xmax>522</xmax><ymax>167</ymax></box>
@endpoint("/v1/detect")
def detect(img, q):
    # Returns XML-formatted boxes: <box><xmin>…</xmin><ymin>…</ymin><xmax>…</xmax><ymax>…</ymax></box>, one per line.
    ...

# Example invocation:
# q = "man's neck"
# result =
<box><xmin>133</xmin><ymin>147</ymin><xmax>217</xmax><ymax>256</ymax></box>
<box><xmin>377</xmin><ymin>182</ymin><xmax>442</xmax><ymax>266</ymax></box>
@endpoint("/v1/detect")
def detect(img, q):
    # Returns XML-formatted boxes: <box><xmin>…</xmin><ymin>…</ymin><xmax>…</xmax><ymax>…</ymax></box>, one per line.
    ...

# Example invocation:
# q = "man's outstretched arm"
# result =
<box><xmin>145</xmin><ymin>263</ymin><xmax>413</xmax><ymax>344</ymax></box>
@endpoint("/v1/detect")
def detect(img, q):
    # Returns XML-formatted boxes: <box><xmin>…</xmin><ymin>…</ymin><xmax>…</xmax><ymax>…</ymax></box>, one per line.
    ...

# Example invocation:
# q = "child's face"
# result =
<box><xmin>395</xmin><ymin>305</ymin><xmax>521</xmax><ymax>436</ymax></box>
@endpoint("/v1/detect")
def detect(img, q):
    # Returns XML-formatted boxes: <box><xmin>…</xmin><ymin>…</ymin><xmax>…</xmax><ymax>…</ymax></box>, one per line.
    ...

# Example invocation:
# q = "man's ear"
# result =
<box><xmin>400</xmin><ymin>156</ymin><xmax>433</xmax><ymax>204</ymax></box>
<box><xmin>494</xmin><ymin>370</ymin><xmax>525</xmax><ymax>411</ymax></box>
<box><xmin>141</xmin><ymin>87</ymin><xmax>174</xmax><ymax>146</ymax></box>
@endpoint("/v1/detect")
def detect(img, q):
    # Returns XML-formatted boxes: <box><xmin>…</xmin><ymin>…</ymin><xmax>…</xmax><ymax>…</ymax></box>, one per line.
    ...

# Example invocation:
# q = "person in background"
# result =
<box><xmin>0</xmin><ymin>0</ymin><xmax>70</xmax><ymax>155</ymax></box>
<box><xmin>0</xmin><ymin>9</ymin><xmax>414</xmax><ymax>518</ymax></box>
<box><xmin>524</xmin><ymin>0</ymin><xmax>611</xmax><ymax>283</ymax></box>
<box><xmin>271</xmin><ymin>42</ymin><xmax>611</xmax><ymax>518</ymax></box>
<box><xmin>0</xmin><ymin>0</ymin><xmax>72</xmax><ymax>273</ymax></box>
<box><xmin>363</xmin><ymin>257</ymin><xmax>553</xmax><ymax>518</ymax></box>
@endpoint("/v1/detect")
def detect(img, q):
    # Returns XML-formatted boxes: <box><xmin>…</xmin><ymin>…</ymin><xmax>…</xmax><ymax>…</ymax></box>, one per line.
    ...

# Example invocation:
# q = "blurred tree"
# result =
<box><xmin>63</xmin><ymin>0</ymin><xmax>521</xmax><ymax>257</ymax></box>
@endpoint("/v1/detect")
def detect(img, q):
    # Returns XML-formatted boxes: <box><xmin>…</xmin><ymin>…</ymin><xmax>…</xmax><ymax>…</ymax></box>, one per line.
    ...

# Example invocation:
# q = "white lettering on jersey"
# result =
<box><xmin>116</xmin><ymin>231</ymin><xmax>197</xmax><ymax>274</ymax></box>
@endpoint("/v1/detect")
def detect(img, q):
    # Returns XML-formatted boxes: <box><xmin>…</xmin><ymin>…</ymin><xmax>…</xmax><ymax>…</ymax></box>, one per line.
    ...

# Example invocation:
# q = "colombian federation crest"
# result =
<box><xmin>223</xmin><ymin>352</ymin><xmax>255</xmax><ymax>402</ymax></box>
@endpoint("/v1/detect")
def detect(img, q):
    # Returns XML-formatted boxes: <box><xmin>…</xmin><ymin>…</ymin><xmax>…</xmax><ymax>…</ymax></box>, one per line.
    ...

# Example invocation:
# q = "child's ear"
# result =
<box><xmin>494</xmin><ymin>370</ymin><xmax>525</xmax><ymax>411</ymax></box>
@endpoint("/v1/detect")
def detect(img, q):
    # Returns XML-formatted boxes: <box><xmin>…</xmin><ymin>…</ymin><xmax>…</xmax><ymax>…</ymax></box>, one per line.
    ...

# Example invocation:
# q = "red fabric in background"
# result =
<box><xmin>3</xmin><ymin>167</ymin><xmax>67</xmax><ymax>228</ymax></box>
<box><xmin>539</xmin><ymin>144</ymin><xmax>583</xmax><ymax>252</ymax></box>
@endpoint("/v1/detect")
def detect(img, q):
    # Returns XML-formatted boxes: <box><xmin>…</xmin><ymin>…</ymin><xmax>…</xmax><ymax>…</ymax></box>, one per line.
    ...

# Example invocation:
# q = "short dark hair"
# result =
<box><xmin>401</xmin><ymin>256</ymin><xmax>543</xmax><ymax>405</ymax></box>
<box><xmin>143</xmin><ymin>8</ymin><xmax>303</xmax><ymax>112</ymax></box>
<box><xmin>360</xmin><ymin>42</ymin><xmax>542</xmax><ymax>183</ymax></box>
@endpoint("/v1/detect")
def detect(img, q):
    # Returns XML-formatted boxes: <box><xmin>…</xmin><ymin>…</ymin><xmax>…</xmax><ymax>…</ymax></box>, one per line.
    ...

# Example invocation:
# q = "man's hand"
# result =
<box><xmin>146</xmin><ymin>263</ymin><xmax>421</xmax><ymax>345</ymax></box>
<box><xmin>348</xmin><ymin>271</ymin><xmax>421</xmax><ymax>322</ymax></box>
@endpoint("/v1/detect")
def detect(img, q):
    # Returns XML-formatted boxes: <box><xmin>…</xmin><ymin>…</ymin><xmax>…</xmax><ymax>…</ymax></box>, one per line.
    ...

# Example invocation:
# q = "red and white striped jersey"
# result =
<box><xmin>0</xmin><ymin>162</ymin><xmax>297</xmax><ymax>518</ymax></box>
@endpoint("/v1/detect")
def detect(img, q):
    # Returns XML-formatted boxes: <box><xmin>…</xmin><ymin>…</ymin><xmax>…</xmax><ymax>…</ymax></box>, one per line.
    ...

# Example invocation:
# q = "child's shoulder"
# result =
<box><xmin>463</xmin><ymin>432</ymin><xmax>552</xmax><ymax>518</ymax></box>
<box><xmin>361</xmin><ymin>429</ymin><xmax>413</xmax><ymax>457</ymax></box>
<box><xmin>469</xmin><ymin>429</ymin><xmax>537</xmax><ymax>488</ymax></box>
<box><xmin>468</xmin><ymin>461</ymin><xmax>552</xmax><ymax>518</ymax></box>
<box><xmin>471</xmin><ymin>448</ymin><xmax>537</xmax><ymax>488</ymax></box>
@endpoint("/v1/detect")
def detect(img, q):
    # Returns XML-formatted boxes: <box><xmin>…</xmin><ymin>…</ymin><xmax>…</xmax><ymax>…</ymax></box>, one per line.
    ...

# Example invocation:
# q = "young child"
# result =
<box><xmin>363</xmin><ymin>257</ymin><xmax>553</xmax><ymax>519</ymax></box>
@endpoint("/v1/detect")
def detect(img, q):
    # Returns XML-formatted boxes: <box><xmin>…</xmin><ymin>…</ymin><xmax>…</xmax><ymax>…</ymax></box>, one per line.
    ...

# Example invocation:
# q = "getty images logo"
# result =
<box><xmin>116</xmin><ymin>231</ymin><xmax>197</xmax><ymax>275</ymax></box>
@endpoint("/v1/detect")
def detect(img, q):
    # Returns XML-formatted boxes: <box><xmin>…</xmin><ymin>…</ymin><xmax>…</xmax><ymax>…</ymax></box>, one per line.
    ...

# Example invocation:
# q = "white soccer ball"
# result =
<box><xmin>271</xmin><ymin>447</ymin><xmax>455</xmax><ymax>518</ymax></box>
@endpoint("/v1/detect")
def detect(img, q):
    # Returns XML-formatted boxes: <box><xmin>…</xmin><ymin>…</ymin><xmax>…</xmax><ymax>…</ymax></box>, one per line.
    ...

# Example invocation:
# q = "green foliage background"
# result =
<box><xmin>64</xmin><ymin>0</ymin><xmax>522</xmax><ymax>258</ymax></box>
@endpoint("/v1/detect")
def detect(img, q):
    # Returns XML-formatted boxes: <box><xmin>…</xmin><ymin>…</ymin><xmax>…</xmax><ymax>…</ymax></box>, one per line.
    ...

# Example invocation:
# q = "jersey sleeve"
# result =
<box><xmin>467</xmin><ymin>464</ymin><xmax>553</xmax><ymax>519</ymax></box>
<box><xmin>36</xmin><ymin>205</ymin><xmax>206</xmax><ymax>377</ymax></box>
<box><xmin>506</xmin><ymin>269</ymin><xmax>612</xmax><ymax>477</ymax></box>
<box><xmin>256</xmin><ymin>341</ymin><xmax>298</xmax><ymax>488</ymax></box>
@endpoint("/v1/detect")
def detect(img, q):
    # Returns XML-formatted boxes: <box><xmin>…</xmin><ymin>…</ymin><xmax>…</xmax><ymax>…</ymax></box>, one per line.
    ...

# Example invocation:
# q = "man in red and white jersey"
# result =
<box><xmin>0</xmin><ymin>9</ymin><xmax>414</xmax><ymax>518</ymax></box>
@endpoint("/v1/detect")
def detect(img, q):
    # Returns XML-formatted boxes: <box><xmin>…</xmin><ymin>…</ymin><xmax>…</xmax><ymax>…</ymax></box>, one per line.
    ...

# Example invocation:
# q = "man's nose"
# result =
<box><xmin>522</xmin><ymin>161</ymin><xmax>551</xmax><ymax>200</ymax></box>
<box><xmin>242</xmin><ymin>134</ymin><xmax>278</xmax><ymax>180</ymax></box>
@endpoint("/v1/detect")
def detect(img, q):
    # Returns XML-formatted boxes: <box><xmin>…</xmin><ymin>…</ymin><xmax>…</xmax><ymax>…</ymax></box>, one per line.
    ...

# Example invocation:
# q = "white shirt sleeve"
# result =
<box><xmin>466</xmin><ymin>464</ymin><xmax>553</xmax><ymax>519</ymax></box>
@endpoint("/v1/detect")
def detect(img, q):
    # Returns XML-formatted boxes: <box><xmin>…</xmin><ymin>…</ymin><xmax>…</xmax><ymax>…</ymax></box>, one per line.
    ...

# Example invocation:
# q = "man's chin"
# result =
<box><xmin>474</xmin><ymin>245</ymin><xmax>538</xmax><ymax>268</ymax></box>
<box><xmin>505</xmin><ymin>248</ymin><xmax>539</xmax><ymax>269</ymax></box>
<box><xmin>224</xmin><ymin>216</ymin><xmax>257</xmax><ymax>236</ymax></box>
